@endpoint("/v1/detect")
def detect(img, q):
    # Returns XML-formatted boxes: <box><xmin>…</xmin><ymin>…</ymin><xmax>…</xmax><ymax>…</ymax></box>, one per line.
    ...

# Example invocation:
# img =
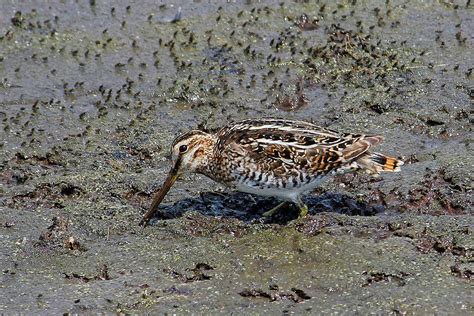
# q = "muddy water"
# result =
<box><xmin>0</xmin><ymin>1</ymin><xmax>472</xmax><ymax>314</ymax></box>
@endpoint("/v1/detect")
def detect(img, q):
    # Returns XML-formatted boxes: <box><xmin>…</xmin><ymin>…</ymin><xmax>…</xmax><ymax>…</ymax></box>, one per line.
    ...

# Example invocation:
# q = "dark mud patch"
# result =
<box><xmin>141</xmin><ymin>191</ymin><xmax>384</xmax><ymax>225</ymax></box>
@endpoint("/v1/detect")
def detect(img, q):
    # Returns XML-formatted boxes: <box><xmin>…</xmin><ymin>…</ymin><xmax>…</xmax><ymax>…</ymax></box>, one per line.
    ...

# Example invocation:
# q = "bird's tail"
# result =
<box><xmin>356</xmin><ymin>152</ymin><xmax>403</xmax><ymax>174</ymax></box>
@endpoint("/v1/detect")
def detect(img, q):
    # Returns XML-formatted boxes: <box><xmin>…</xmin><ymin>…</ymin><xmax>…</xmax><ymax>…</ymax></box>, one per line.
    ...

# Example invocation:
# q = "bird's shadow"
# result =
<box><xmin>147</xmin><ymin>191</ymin><xmax>384</xmax><ymax>225</ymax></box>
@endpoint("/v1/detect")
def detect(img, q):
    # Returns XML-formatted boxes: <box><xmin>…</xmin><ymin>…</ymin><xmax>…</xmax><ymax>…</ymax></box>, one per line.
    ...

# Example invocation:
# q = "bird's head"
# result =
<box><xmin>170</xmin><ymin>130</ymin><xmax>215</xmax><ymax>175</ymax></box>
<box><xmin>141</xmin><ymin>130</ymin><xmax>215</xmax><ymax>226</ymax></box>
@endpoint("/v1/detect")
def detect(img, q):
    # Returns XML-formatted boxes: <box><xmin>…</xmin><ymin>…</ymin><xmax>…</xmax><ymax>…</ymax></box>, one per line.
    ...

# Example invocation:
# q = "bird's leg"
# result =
<box><xmin>262</xmin><ymin>201</ymin><xmax>289</xmax><ymax>217</ymax></box>
<box><xmin>295</xmin><ymin>197</ymin><xmax>309</xmax><ymax>218</ymax></box>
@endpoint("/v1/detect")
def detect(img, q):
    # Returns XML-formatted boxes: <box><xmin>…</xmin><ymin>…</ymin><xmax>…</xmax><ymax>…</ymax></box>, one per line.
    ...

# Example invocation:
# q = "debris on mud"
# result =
<box><xmin>163</xmin><ymin>263</ymin><xmax>214</xmax><ymax>283</ymax></box>
<box><xmin>296</xmin><ymin>14</ymin><xmax>319</xmax><ymax>31</ymax></box>
<box><xmin>415</xmin><ymin>227</ymin><xmax>471</xmax><ymax>257</ymax></box>
<box><xmin>239</xmin><ymin>287</ymin><xmax>312</xmax><ymax>303</ymax></box>
<box><xmin>450</xmin><ymin>263</ymin><xmax>473</xmax><ymax>280</ymax></box>
<box><xmin>362</xmin><ymin>271</ymin><xmax>408</xmax><ymax>287</ymax></box>
<box><xmin>9</xmin><ymin>181</ymin><xmax>83</xmax><ymax>211</ymax></box>
<box><xmin>3</xmin><ymin>221</ymin><xmax>15</xmax><ymax>228</ymax></box>
<box><xmin>401</xmin><ymin>169</ymin><xmax>469</xmax><ymax>215</ymax></box>
<box><xmin>36</xmin><ymin>216</ymin><xmax>86</xmax><ymax>252</ymax></box>
<box><xmin>239</xmin><ymin>289</ymin><xmax>274</xmax><ymax>301</ymax></box>
<box><xmin>64</xmin><ymin>264</ymin><xmax>111</xmax><ymax>283</ymax></box>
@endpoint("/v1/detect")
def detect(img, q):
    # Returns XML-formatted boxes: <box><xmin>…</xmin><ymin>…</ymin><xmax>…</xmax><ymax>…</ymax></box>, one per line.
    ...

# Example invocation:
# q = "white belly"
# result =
<box><xmin>234</xmin><ymin>176</ymin><xmax>326</xmax><ymax>202</ymax></box>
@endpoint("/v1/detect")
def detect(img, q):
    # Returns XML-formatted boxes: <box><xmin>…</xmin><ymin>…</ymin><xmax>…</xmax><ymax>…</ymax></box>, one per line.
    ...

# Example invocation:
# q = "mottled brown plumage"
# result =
<box><xmin>141</xmin><ymin>118</ymin><xmax>403</xmax><ymax>226</ymax></box>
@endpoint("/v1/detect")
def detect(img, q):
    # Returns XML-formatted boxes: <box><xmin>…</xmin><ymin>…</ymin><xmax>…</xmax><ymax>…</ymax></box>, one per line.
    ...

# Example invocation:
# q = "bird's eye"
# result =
<box><xmin>179</xmin><ymin>144</ymin><xmax>188</xmax><ymax>153</ymax></box>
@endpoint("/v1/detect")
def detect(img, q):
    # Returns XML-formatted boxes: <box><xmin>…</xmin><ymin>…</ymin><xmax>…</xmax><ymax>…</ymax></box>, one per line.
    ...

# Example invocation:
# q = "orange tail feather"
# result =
<box><xmin>356</xmin><ymin>152</ymin><xmax>404</xmax><ymax>174</ymax></box>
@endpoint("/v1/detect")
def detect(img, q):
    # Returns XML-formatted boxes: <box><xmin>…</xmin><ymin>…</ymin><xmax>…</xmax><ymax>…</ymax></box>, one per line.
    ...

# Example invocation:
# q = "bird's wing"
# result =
<box><xmin>216</xmin><ymin>119</ymin><xmax>382</xmax><ymax>176</ymax></box>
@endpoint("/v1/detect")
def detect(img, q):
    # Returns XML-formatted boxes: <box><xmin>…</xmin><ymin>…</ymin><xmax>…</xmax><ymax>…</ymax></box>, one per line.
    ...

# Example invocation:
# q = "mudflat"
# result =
<box><xmin>0</xmin><ymin>1</ymin><xmax>472</xmax><ymax>314</ymax></box>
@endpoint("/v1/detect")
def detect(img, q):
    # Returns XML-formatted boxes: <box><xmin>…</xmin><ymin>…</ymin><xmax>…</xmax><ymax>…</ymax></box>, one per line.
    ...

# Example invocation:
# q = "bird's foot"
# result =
<box><xmin>298</xmin><ymin>203</ymin><xmax>309</xmax><ymax>218</ymax></box>
<box><xmin>262</xmin><ymin>201</ymin><xmax>288</xmax><ymax>217</ymax></box>
<box><xmin>288</xmin><ymin>202</ymin><xmax>309</xmax><ymax>225</ymax></box>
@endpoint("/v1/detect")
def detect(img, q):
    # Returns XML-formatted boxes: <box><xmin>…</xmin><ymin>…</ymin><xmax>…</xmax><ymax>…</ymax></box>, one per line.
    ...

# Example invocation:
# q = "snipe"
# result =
<box><xmin>141</xmin><ymin>118</ymin><xmax>403</xmax><ymax>226</ymax></box>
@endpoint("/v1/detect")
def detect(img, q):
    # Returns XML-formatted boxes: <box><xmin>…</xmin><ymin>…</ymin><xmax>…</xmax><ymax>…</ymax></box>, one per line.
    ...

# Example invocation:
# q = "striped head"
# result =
<box><xmin>170</xmin><ymin>130</ymin><xmax>216</xmax><ymax>175</ymax></box>
<box><xmin>141</xmin><ymin>130</ymin><xmax>216</xmax><ymax>226</ymax></box>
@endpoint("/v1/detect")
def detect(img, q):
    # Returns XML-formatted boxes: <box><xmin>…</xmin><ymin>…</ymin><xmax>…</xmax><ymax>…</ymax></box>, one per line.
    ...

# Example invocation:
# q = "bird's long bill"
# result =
<box><xmin>141</xmin><ymin>161</ymin><xmax>180</xmax><ymax>227</ymax></box>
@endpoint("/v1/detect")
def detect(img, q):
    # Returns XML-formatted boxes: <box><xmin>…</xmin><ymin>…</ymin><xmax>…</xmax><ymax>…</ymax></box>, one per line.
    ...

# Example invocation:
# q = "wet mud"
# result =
<box><xmin>0</xmin><ymin>1</ymin><xmax>472</xmax><ymax>314</ymax></box>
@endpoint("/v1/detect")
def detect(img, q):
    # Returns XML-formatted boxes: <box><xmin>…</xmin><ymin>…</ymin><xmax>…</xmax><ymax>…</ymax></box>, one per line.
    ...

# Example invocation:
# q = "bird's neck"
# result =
<box><xmin>193</xmin><ymin>135</ymin><xmax>217</xmax><ymax>178</ymax></box>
